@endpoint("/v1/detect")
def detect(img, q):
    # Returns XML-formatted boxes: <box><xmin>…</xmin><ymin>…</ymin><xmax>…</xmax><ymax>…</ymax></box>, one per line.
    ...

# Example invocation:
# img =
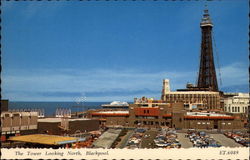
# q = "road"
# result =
<box><xmin>116</xmin><ymin>130</ymin><xmax>134</xmax><ymax>149</ymax></box>
<box><xmin>210</xmin><ymin>134</ymin><xmax>243</xmax><ymax>147</ymax></box>
<box><xmin>177</xmin><ymin>133</ymin><xmax>193</xmax><ymax>148</ymax></box>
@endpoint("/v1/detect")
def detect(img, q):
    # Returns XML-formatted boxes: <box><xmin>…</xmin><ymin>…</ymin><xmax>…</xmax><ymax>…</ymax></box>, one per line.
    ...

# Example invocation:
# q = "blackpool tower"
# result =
<box><xmin>197</xmin><ymin>9</ymin><xmax>218</xmax><ymax>91</ymax></box>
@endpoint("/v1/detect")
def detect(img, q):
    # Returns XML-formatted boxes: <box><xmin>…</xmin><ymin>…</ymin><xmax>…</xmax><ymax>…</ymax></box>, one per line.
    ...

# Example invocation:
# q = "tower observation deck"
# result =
<box><xmin>197</xmin><ymin>9</ymin><xmax>218</xmax><ymax>91</ymax></box>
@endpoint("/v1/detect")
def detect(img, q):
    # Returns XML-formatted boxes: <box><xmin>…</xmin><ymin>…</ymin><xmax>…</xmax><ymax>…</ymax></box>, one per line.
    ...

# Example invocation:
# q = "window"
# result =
<box><xmin>238</xmin><ymin>107</ymin><xmax>240</xmax><ymax>112</ymax></box>
<box><xmin>13</xmin><ymin>114</ymin><xmax>20</xmax><ymax>117</ymax></box>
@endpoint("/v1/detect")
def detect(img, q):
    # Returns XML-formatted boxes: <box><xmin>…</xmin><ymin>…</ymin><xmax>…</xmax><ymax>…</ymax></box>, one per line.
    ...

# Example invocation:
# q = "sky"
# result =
<box><xmin>1</xmin><ymin>0</ymin><xmax>249</xmax><ymax>102</ymax></box>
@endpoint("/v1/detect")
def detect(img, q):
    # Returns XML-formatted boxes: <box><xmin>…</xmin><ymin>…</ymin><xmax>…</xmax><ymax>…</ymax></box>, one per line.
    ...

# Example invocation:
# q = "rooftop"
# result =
<box><xmin>96</xmin><ymin>111</ymin><xmax>129</xmax><ymax>114</ymax></box>
<box><xmin>102</xmin><ymin>101</ymin><xmax>129</xmax><ymax>106</ymax></box>
<box><xmin>8</xmin><ymin>134</ymin><xmax>85</xmax><ymax>145</ymax></box>
<box><xmin>91</xmin><ymin>110</ymin><xmax>129</xmax><ymax>116</ymax></box>
<box><xmin>186</xmin><ymin>112</ymin><xmax>233</xmax><ymax>117</ymax></box>
<box><xmin>38</xmin><ymin>117</ymin><xmax>91</xmax><ymax>123</ymax></box>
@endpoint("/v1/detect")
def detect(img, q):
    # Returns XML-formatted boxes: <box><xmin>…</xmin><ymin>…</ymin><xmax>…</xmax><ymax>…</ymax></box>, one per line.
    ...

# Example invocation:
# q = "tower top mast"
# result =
<box><xmin>200</xmin><ymin>8</ymin><xmax>213</xmax><ymax>27</ymax></box>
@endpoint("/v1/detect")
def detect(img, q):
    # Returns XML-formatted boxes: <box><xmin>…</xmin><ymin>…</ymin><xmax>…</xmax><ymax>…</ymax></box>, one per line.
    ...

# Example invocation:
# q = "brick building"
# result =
<box><xmin>1</xmin><ymin>100</ymin><xmax>9</xmax><ymax>112</ymax></box>
<box><xmin>1</xmin><ymin>111</ymin><xmax>38</xmax><ymax>141</ymax></box>
<box><xmin>37</xmin><ymin>118</ymin><xmax>99</xmax><ymax>135</ymax></box>
<box><xmin>161</xmin><ymin>79</ymin><xmax>223</xmax><ymax>110</ymax></box>
<box><xmin>87</xmin><ymin>110</ymin><xmax>129</xmax><ymax>126</ymax></box>
<box><xmin>87</xmin><ymin>97</ymin><xmax>243</xmax><ymax>130</ymax></box>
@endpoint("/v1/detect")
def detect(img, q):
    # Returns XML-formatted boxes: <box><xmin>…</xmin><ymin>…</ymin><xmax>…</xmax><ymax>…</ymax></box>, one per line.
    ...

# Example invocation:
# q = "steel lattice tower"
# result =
<box><xmin>197</xmin><ymin>9</ymin><xmax>218</xmax><ymax>91</ymax></box>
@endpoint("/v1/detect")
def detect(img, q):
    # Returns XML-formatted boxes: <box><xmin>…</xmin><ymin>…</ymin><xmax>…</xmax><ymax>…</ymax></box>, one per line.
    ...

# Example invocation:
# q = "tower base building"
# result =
<box><xmin>161</xmin><ymin>79</ymin><xmax>223</xmax><ymax>111</ymax></box>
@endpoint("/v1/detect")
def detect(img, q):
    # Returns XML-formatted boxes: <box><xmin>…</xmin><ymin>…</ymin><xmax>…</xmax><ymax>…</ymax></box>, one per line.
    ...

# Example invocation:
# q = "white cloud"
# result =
<box><xmin>2</xmin><ymin>62</ymin><xmax>247</xmax><ymax>101</ymax></box>
<box><xmin>218</xmin><ymin>62</ymin><xmax>248</xmax><ymax>87</ymax></box>
<box><xmin>2</xmin><ymin>68</ymin><xmax>194</xmax><ymax>101</ymax></box>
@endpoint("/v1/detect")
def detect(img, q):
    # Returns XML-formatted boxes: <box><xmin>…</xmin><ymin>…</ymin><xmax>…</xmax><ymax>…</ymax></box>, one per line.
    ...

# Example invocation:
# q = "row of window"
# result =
<box><xmin>136</xmin><ymin>116</ymin><xmax>158</xmax><ymax>119</ymax></box>
<box><xmin>225</xmin><ymin>106</ymin><xmax>248</xmax><ymax>113</ymax></box>
<box><xmin>134</xmin><ymin>121</ymin><xmax>170</xmax><ymax>126</ymax></box>
<box><xmin>197</xmin><ymin>122</ymin><xmax>210</xmax><ymax>125</ymax></box>
<box><xmin>221</xmin><ymin>122</ymin><xmax>232</xmax><ymax>125</ymax></box>
<box><xmin>166</xmin><ymin>99</ymin><xmax>218</xmax><ymax>104</ymax></box>
<box><xmin>232</xmin><ymin>107</ymin><xmax>240</xmax><ymax>112</ymax></box>
<box><xmin>196</xmin><ymin>122</ymin><xmax>232</xmax><ymax>125</ymax></box>
<box><xmin>232</xmin><ymin>101</ymin><xmax>248</xmax><ymax>104</ymax></box>
<box><xmin>2</xmin><ymin>115</ymin><xmax>33</xmax><ymax>118</ymax></box>
<box><xmin>165</xmin><ymin>94</ymin><xmax>218</xmax><ymax>98</ymax></box>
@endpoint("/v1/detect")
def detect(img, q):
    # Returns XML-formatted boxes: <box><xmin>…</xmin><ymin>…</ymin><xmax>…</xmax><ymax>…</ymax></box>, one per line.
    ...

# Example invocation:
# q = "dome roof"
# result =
<box><xmin>110</xmin><ymin>101</ymin><xmax>128</xmax><ymax>106</ymax></box>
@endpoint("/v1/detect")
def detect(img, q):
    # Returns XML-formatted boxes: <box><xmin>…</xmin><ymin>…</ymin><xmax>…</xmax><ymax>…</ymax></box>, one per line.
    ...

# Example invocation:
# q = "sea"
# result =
<box><xmin>9</xmin><ymin>102</ymin><xmax>106</xmax><ymax>116</ymax></box>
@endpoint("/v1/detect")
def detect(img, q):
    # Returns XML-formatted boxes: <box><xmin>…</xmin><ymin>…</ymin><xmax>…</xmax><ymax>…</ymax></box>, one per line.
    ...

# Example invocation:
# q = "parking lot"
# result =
<box><xmin>211</xmin><ymin>134</ymin><xmax>243</xmax><ymax>147</ymax></box>
<box><xmin>223</xmin><ymin>131</ymin><xmax>249</xmax><ymax>147</ymax></box>
<box><xmin>187</xmin><ymin>130</ymin><xmax>222</xmax><ymax>148</ymax></box>
<box><xmin>95</xmin><ymin>128</ymin><xmax>248</xmax><ymax>149</ymax></box>
<box><xmin>125</xmin><ymin>128</ymin><xmax>146</xmax><ymax>149</ymax></box>
<box><xmin>139</xmin><ymin>129</ymin><xmax>246</xmax><ymax>149</ymax></box>
<box><xmin>176</xmin><ymin>133</ymin><xmax>193</xmax><ymax>148</ymax></box>
<box><xmin>140</xmin><ymin>129</ymin><xmax>158</xmax><ymax>148</ymax></box>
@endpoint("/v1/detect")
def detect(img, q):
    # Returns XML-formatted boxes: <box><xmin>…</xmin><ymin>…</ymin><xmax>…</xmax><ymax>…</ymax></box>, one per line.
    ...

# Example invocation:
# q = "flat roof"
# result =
<box><xmin>185</xmin><ymin>112</ymin><xmax>234</xmax><ymax>120</ymax></box>
<box><xmin>38</xmin><ymin>117</ymin><xmax>91</xmax><ymax>123</ymax></box>
<box><xmin>97</xmin><ymin>111</ymin><xmax>129</xmax><ymax>114</ymax></box>
<box><xmin>187</xmin><ymin>112</ymin><xmax>232</xmax><ymax>117</ymax></box>
<box><xmin>1</xmin><ymin>112</ymin><xmax>38</xmax><ymax>117</ymax></box>
<box><xmin>91</xmin><ymin>111</ymin><xmax>129</xmax><ymax>116</ymax></box>
<box><xmin>8</xmin><ymin>134</ymin><xmax>85</xmax><ymax>145</ymax></box>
